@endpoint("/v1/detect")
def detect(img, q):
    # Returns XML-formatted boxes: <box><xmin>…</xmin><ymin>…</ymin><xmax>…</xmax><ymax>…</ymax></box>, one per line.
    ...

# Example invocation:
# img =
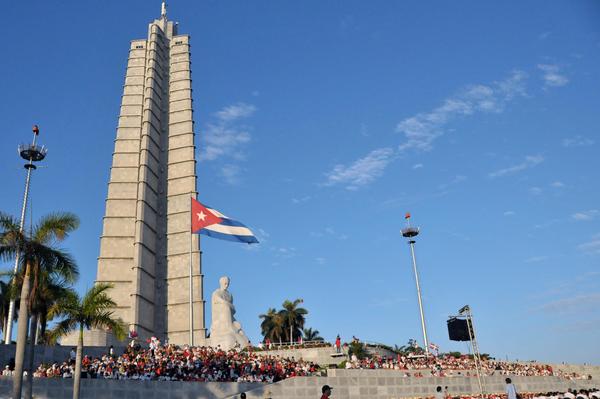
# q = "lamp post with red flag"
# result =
<box><xmin>4</xmin><ymin>125</ymin><xmax>48</xmax><ymax>344</ymax></box>
<box><xmin>401</xmin><ymin>213</ymin><xmax>430</xmax><ymax>356</ymax></box>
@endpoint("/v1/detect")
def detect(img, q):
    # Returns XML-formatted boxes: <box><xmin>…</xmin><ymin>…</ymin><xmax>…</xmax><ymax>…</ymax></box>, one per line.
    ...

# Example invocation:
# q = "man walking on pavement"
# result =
<box><xmin>321</xmin><ymin>384</ymin><xmax>333</xmax><ymax>398</ymax></box>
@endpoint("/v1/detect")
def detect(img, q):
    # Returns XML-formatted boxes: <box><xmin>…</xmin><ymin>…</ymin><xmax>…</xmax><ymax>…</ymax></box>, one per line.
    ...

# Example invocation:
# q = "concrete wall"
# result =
<box><xmin>0</xmin><ymin>378</ymin><xmax>261</xmax><ymax>399</ymax></box>
<box><xmin>0</xmin><ymin>345</ymin><xmax>120</xmax><ymax>372</ymax></box>
<box><xmin>0</xmin><ymin>366</ymin><xmax>595</xmax><ymax>399</ymax></box>
<box><xmin>237</xmin><ymin>373</ymin><xmax>598</xmax><ymax>399</ymax></box>
<box><xmin>256</xmin><ymin>346</ymin><xmax>347</xmax><ymax>366</ymax></box>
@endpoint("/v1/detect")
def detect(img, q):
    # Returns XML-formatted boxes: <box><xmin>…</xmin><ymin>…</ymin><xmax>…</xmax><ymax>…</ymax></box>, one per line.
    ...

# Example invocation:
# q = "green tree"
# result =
<box><xmin>279</xmin><ymin>299</ymin><xmax>307</xmax><ymax>343</ymax></box>
<box><xmin>259</xmin><ymin>307</ymin><xmax>285</xmax><ymax>343</ymax></box>
<box><xmin>348</xmin><ymin>341</ymin><xmax>367</xmax><ymax>359</ymax></box>
<box><xmin>0</xmin><ymin>212</ymin><xmax>79</xmax><ymax>399</ymax></box>
<box><xmin>302</xmin><ymin>327</ymin><xmax>323</xmax><ymax>341</ymax></box>
<box><xmin>49</xmin><ymin>283</ymin><xmax>126</xmax><ymax>399</ymax></box>
<box><xmin>396</xmin><ymin>338</ymin><xmax>425</xmax><ymax>355</ymax></box>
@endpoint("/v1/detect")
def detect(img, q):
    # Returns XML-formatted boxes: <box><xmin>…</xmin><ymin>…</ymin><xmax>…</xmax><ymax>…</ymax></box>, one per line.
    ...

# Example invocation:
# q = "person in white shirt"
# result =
<box><xmin>505</xmin><ymin>378</ymin><xmax>518</xmax><ymax>399</ymax></box>
<box><xmin>434</xmin><ymin>386</ymin><xmax>444</xmax><ymax>399</ymax></box>
<box><xmin>565</xmin><ymin>391</ymin><xmax>576</xmax><ymax>399</ymax></box>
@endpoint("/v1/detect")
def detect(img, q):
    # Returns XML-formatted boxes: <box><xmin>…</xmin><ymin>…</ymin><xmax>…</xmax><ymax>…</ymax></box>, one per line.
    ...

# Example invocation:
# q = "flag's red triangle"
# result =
<box><xmin>191</xmin><ymin>198</ymin><xmax>223</xmax><ymax>233</ymax></box>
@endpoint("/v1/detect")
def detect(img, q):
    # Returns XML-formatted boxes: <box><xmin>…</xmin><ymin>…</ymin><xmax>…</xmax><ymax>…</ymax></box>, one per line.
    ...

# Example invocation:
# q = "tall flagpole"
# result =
<box><xmin>189</xmin><ymin>196</ymin><xmax>194</xmax><ymax>346</ymax></box>
<box><xmin>5</xmin><ymin>125</ymin><xmax>47</xmax><ymax>344</ymax></box>
<box><xmin>401</xmin><ymin>213</ymin><xmax>430</xmax><ymax>355</ymax></box>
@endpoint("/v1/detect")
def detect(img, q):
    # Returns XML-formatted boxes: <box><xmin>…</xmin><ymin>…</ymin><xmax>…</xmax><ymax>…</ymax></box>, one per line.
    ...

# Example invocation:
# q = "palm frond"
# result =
<box><xmin>33</xmin><ymin>213</ymin><xmax>80</xmax><ymax>244</ymax></box>
<box><xmin>47</xmin><ymin>318</ymin><xmax>78</xmax><ymax>344</ymax></box>
<box><xmin>0</xmin><ymin>213</ymin><xmax>20</xmax><ymax>232</ymax></box>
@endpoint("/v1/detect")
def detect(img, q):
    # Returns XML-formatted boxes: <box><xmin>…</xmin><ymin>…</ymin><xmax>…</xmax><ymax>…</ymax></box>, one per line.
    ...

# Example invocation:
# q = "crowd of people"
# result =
<box><xmin>344</xmin><ymin>354</ymin><xmax>590</xmax><ymax>380</ymax></box>
<box><xmin>8</xmin><ymin>337</ymin><xmax>594</xmax><ymax>385</ymax></box>
<box><xmin>425</xmin><ymin>389</ymin><xmax>600</xmax><ymax>399</ymax></box>
<box><xmin>28</xmin><ymin>342</ymin><xmax>321</xmax><ymax>382</ymax></box>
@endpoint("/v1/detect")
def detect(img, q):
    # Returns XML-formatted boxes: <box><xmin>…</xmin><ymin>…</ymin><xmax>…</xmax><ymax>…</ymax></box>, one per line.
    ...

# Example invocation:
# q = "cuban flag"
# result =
<box><xmin>429</xmin><ymin>343</ymin><xmax>440</xmax><ymax>355</ymax></box>
<box><xmin>191</xmin><ymin>198</ymin><xmax>259</xmax><ymax>244</ymax></box>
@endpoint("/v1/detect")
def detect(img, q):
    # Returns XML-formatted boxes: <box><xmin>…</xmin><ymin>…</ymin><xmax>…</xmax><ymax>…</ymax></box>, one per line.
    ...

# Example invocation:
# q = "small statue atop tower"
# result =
<box><xmin>161</xmin><ymin>1</ymin><xmax>167</xmax><ymax>19</ymax></box>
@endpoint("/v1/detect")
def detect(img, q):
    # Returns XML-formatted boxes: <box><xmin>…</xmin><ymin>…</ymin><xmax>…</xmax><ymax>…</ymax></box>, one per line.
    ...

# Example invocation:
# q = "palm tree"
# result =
<box><xmin>302</xmin><ymin>327</ymin><xmax>324</xmax><ymax>342</ymax></box>
<box><xmin>0</xmin><ymin>212</ymin><xmax>79</xmax><ymax>399</ymax></box>
<box><xmin>49</xmin><ymin>283</ymin><xmax>126</xmax><ymax>399</ymax></box>
<box><xmin>35</xmin><ymin>277</ymin><xmax>74</xmax><ymax>343</ymax></box>
<box><xmin>259</xmin><ymin>307</ymin><xmax>285</xmax><ymax>343</ymax></box>
<box><xmin>22</xmin><ymin>273</ymin><xmax>77</xmax><ymax>399</ymax></box>
<box><xmin>279</xmin><ymin>299</ymin><xmax>307</xmax><ymax>344</ymax></box>
<box><xmin>0</xmin><ymin>280</ymin><xmax>11</xmax><ymax>339</ymax></box>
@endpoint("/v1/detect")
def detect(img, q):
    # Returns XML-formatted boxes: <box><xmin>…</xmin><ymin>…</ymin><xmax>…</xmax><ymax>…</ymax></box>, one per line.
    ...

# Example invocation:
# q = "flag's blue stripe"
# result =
<box><xmin>216</xmin><ymin>217</ymin><xmax>246</xmax><ymax>228</ymax></box>
<box><xmin>199</xmin><ymin>228</ymin><xmax>259</xmax><ymax>244</ymax></box>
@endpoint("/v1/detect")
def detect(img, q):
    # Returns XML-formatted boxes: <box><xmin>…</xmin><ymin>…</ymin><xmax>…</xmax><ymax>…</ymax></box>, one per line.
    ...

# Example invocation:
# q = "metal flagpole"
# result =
<box><xmin>5</xmin><ymin>126</ymin><xmax>46</xmax><ymax>344</ymax></box>
<box><xmin>189</xmin><ymin>196</ymin><xmax>194</xmax><ymax>346</ymax></box>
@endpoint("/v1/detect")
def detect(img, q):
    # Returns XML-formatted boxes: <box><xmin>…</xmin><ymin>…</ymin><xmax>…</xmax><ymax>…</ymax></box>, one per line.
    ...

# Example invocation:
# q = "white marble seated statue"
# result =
<box><xmin>210</xmin><ymin>276</ymin><xmax>250</xmax><ymax>350</ymax></box>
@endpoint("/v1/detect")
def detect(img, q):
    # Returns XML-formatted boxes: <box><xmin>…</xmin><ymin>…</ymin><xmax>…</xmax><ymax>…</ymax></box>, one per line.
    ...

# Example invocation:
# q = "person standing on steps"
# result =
<box><xmin>506</xmin><ymin>377</ymin><xmax>518</xmax><ymax>399</ymax></box>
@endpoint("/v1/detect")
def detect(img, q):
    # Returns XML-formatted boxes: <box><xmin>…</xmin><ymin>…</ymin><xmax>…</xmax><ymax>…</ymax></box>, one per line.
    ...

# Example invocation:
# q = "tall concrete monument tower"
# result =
<box><xmin>91</xmin><ymin>2</ymin><xmax>205</xmax><ymax>345</ymax></box>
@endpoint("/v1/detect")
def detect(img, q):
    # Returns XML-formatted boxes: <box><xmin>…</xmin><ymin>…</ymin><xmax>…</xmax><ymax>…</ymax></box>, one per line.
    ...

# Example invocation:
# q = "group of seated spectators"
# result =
<box><xmin>256</xmin><ymin>338</ymin><xmax>330</xmax><ymax>351</ymax></box>
<box><xmin>5</xmin><ymin>337</ymin><xmax>595</xmax><ymax>385</ymax></box>
<box><xmin>428</xmin><ymin>389</ymin><xmax>600</xmax><ymax>399</ymax></box>
<box><xmin>28</xmin><ymin>342</ymin><xmax>320</xmax><ymax>382</ymax></box>
<box><xmin>344</xmin><ymin>354</ymin><xmax>590</xmax><ymax>380</ymax></box>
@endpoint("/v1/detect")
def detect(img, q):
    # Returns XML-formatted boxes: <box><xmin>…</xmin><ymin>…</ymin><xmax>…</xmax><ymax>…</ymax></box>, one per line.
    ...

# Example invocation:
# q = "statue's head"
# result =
<box><xmin>219</xmin><ymin>276</ymin><xmax>230</xmax><ymax>290</ymax></box>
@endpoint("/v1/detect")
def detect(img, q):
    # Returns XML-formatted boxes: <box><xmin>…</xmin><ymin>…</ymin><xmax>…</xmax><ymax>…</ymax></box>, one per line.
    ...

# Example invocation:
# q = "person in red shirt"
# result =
<box><xmin>335</xmin><ymin>335</ymin><xmax>341</xmax><ymax>354</ymax></box>
<box><xmin>321</xmin><ymin>384</ymin><xmax>333</xmax><ymax>398</ymax></box>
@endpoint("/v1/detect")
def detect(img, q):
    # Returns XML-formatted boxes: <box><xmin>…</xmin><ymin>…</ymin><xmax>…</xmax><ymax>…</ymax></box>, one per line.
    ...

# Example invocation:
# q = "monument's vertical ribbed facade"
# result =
<box><xmin>90</xmin><ymin>10</ymin><xmax>205</xmax><ymax>345</ymax></box>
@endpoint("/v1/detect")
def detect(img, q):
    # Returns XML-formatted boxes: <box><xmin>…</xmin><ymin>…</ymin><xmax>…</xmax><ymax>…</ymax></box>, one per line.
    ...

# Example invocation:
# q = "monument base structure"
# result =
<box><xmin>0</xmin><ymin>373</ymin><xmax>596</xmax><ymax>399</ymax></box>
<box><xmin>63</xmin><ymin>4</ymin><xmax>207</xmax><ymax>346</ymax></box>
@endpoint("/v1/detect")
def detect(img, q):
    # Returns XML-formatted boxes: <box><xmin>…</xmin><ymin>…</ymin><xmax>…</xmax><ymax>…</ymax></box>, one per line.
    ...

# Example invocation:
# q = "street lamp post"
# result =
<box><xmin>4</xmin><ymin>125</ymin><xmax>47</xmax><ymax>344</ymax></box>
<box><xmin>401</xmin><ymin>213</ymin><xmax>430</xmax><ymax>355</ymax></box>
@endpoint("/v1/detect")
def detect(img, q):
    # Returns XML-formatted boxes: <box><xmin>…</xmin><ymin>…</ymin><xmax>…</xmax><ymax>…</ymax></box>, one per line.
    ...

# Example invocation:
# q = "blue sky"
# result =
<box><xmin>1</xmin><ymin>1</ymin><xmax>599</xmax><ymax>364</ymax></box>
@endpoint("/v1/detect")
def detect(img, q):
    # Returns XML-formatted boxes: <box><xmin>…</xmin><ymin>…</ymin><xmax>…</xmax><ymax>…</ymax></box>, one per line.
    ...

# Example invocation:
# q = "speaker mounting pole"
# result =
<box><xmin>459</xmin><ymin>305</ymin><xmax>485</xmax><ymax>397</ymax></box>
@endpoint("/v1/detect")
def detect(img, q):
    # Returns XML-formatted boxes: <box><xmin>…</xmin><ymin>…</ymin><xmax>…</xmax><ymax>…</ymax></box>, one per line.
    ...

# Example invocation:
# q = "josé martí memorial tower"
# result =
<box><xmin>79</xmin><ymin>3</ymin><xmax>207</xmax><ymax>346</ymax></box>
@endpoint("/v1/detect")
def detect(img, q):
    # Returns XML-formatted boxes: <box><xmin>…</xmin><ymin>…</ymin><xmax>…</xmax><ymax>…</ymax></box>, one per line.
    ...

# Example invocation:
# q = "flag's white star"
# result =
<box><xmin>197</xmin><ymin>211</ymin><xmax>206</xmax><ymax>221</ymax></box>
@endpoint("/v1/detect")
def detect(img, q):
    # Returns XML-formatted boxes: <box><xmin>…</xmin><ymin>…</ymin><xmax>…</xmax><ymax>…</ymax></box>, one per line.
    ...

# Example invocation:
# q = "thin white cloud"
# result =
<box><xmin>529</xmin><ymin>187</ymin><xmax>543</xmax><ymax>195</ymax></box>
<box><xmin>412</xmin><ymin>163</ymin><xmax>424</xmax><ymax>169</ymax></box>
<box><xmin>199</xmin><ymin>102</ymin><xmax>256</xmax><ymax>162</ymax></box>
<box><xmin>396</xmin><ymin>71</ymin><xmax>527</xmax><ymax>153</ymax></box>
<box><xmin>310</xmin><ymin>227</ymin><xmax>348</xmax><ymax>240</ymax></box>
<box><xmin>291</xmin><ymin>196</ymin><xmax>312</xmax><ymax>205</ymax></box>
<box><xmin>572</xmin><ymin>210</ymin><xmax>599</xmax><ymax>221</ymax></box>
<box><xmin>200</xmin><ymin>103</ymin><xmax>256</xmax><ymax>185</ymax></box>
<box><xmin>488</xmin><ymin>155</ymin><xmax>544</xmax><ymax>178</ymax></box>
<box><xmin>220</xmin><ymin>164</ymin><xmax>241</xmax><ymax>185</ymax></box>
<box><xmin>525</xmin><ymin>255</ymin><xmax>549</xmax><ymax>263</ymax></box>
<box><xmin>538</xmin><ymin>32</ymin><xmax>551</xmax><ymax>40</ymax></box>
<box><xmin>504</xmin><ymin>211</ymin><xmax>516</xmax><ymax>216</ymax></box>
<box><xmin>536</xmin><ymin>293</ymin><xmax>600</xmax><ymax>314</ymax></box>
<box><xmin>324</xmin><ymin>148</ymin><xmax>394</xmax><ymax>190</ymax></box>
<box><xmin>537</xmin><ymin>64</ymin><xmax>569</xmax><ymax>88</ymax></box>
<box><xmin>315</xmin><ymin>257</ymin><xmax>326</xmax><ymax>265</ymax></box>
<box><xmin>578</xmin><ymin>235</ymin><xmax>600</xmax><ymax>255</ymax></box>
<box><xmin>215</xmin><ymin>103</ymin><xmax>257</xmax><ymax>122</ymax></box>
<box><xmin>550</xmin><ymin>181</ymin><xmax>565</xmax><ymax>188</ymax></box>
<box><xmin>271</xmin><ymin>246</ymin><xmax>297</xmax><ymax>260</ymax></box>
<box><xmin>438</xmin><ymin>175</ymin><xmax>467</xmax><ymax>190</ymax></box>
<box><xmin>562</xmin><ymin>136</ymin><xmax>594</xmax><ymax>147</ymax></box>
